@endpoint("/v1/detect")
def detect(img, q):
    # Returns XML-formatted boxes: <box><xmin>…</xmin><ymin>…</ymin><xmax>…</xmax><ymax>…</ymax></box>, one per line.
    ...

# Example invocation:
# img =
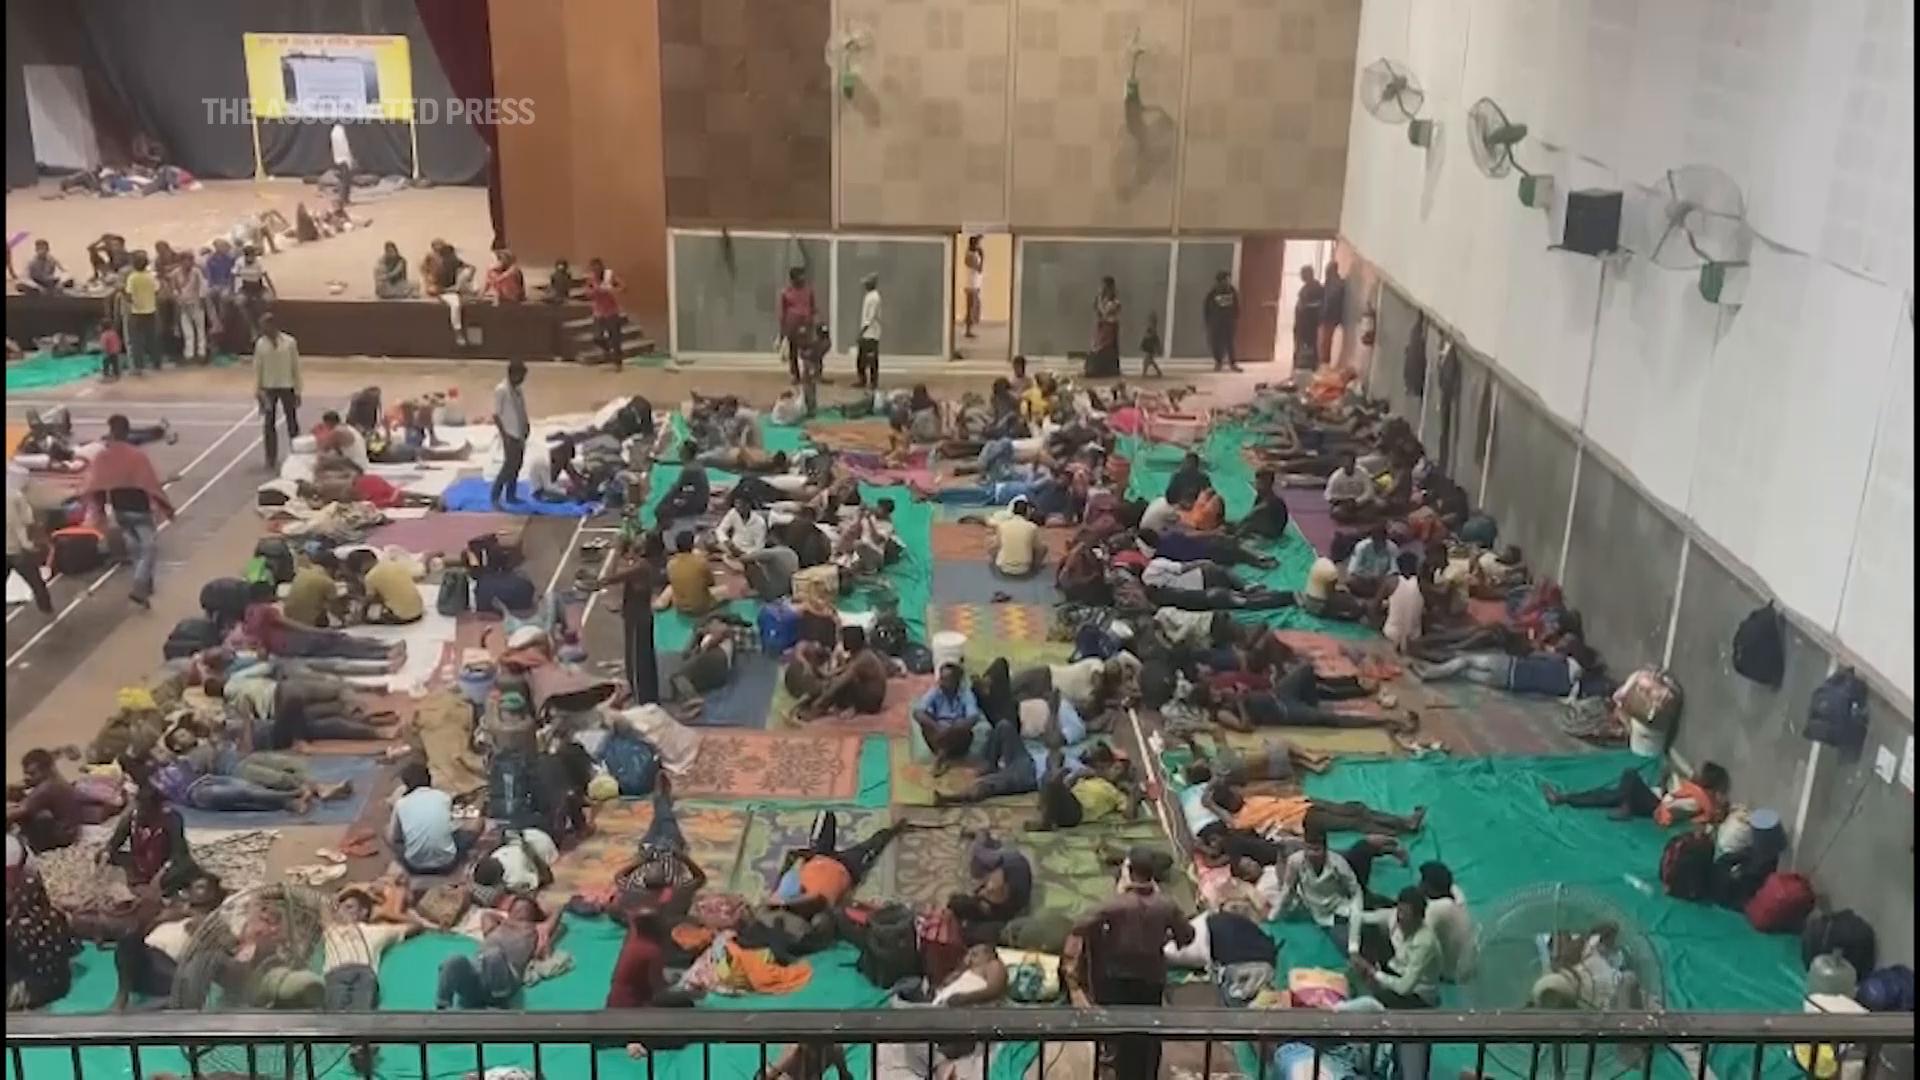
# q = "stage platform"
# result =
<box><xmin>2</xmin><ymin>292</ymin><xmax>639</xmax><ymax>362</ymax></box>
<box><xmin>6</xmin><ymin>178</ymin><xmax>496</xmax><ymax>301</ymax></box>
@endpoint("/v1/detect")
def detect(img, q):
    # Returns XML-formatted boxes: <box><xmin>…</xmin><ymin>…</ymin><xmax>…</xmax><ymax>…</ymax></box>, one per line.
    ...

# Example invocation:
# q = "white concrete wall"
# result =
<box><xmin>1340</xmin><ymin>0</ymin><xmax>1915</xmax><ymax>700</ymax></box>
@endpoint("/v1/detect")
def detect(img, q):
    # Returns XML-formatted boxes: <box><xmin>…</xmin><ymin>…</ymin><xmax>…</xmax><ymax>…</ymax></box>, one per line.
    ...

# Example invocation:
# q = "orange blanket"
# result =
<box><xmin>725</xmin><ymin>941</ymin><xmax>812</xmax><ymax>994</ymax></box>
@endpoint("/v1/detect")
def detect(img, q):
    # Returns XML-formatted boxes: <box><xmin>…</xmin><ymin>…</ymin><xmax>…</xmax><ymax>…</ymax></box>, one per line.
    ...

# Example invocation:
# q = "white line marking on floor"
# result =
<box><xmin>6</xmin><ymin>399</ymin><xmax>254</xmax><ymax>410</ymax></box>
<box><xmin>544</xmin><ymin>517</ymin><xmax>589</xmax><ymax>600</ymax></box>
<box><xmin>7</xmin><ymin>429</ymin><xmax>264</xmax><ymax>669</ymax></box>
<box><xmin>7</xmin><ymin>410</ymin><xmax>258</xmax><ymax>626</ymax></box>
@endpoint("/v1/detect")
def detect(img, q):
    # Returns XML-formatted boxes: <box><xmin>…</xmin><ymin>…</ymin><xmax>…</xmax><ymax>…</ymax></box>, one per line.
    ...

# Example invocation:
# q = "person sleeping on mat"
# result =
<box><xmin>1410</xmin><ymin>637</ymin><xmax>1604</xmax><ymax>700</ymax></box>
<box><xmin>1197</xmin><ymin>667</ymin><xmax>1418</xmax><ymax>734</ymax></box>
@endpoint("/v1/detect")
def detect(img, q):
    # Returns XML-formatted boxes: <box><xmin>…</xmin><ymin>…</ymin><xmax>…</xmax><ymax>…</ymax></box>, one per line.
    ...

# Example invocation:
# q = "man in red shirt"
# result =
<box><xmin>607</xmin><ymin>907</ymin><xmax>701</xmax><ymax>1058</ymax></box>
<box><xmin>778</xmin><ymin>266</ymin><xmax>816</xmax><ymax>383</ymax></box>
<box><xmin>586</xmin><ymin>257</ymin><xmax>625</xmax><ymax>368</ymax></box>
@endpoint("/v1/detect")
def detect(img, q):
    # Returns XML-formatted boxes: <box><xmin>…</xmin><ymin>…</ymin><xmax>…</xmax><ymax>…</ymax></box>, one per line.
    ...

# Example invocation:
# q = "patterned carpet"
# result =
<box><xmin>545</xmin><ymin>799</ymin><xmax>750</xmax><ymax>902</ymax></box>
<box><xmin>890</xmin><ymin>805</ymin><xmax>1191</xmax><ymax>917</ymax></box>
<box><xmin>930</xmin><ymin>602</ymin><xmax>1054</xmax><ymax>643</ymax></box>
<box><xmin>674</xmin><ymin>731</ymin><xmax>865</xmax><ymax>800</ymax></box>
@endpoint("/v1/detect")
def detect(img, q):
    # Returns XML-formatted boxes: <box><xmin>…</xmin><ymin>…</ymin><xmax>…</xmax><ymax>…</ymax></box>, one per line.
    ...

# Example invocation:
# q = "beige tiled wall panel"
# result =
<box><xmin>838</xmin><ymin>0</ymin><xmax>1014</xmax><ymax>227</ymax></box>
<box><xmin>1009</xmin><ymin>0</ymin><xmax>1187</xmax><ymax>230</ymax></box>
<box><xmin>1178</xmin><ymin>0</ymin><xmax>1360</xmax><ymax>230</ymax></box>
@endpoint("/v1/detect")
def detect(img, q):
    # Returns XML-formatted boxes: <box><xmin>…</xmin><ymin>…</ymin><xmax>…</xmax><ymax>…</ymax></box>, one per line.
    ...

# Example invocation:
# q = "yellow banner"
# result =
<box><xmin>243</xmin><ymin>32</ymin><xmax>413</xmax><ymax>122</ymax></box>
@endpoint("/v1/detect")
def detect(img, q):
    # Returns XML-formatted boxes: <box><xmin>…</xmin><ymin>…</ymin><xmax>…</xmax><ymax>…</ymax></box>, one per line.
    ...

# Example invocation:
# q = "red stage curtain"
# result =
<box><xmin>414</xmin><ymin>0</ymin><xmax>505</xmax><ymax>249</ymax></box>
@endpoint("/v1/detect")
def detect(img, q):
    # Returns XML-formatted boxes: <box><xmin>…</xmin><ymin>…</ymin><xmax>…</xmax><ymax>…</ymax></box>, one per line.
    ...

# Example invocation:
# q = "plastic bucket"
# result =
<box><xmin>1628</xmin><ymin>719</ymin><xmax>1666</xmax><ymax>757</ymax></box>
<box><xmin>932</xmin><ymin>631</ymin><xmax>967</xmax><ymax>671</ymax></box>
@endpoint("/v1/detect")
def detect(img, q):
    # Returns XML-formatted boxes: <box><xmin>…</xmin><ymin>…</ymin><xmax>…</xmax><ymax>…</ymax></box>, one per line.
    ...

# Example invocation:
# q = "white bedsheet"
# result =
<box><xmin>342</xmin><ymin>583</ymin><xmax>457</xmax><ymax>694</ymax></box>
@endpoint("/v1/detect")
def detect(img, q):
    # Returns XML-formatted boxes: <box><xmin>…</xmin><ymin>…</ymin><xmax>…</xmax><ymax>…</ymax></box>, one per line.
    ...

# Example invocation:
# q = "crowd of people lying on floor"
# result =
<box><xmin>5</xmin><ymin>359</ymin><xmax>1804</xmax><ymax>1075</ymax></box>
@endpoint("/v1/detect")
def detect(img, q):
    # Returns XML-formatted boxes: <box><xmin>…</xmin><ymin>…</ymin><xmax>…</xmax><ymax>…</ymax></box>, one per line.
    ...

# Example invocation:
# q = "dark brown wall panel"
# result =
<box><xmin>660</xmin><ymin>0</ymin><xmax>831</xmax><ymax>227</ymax></box>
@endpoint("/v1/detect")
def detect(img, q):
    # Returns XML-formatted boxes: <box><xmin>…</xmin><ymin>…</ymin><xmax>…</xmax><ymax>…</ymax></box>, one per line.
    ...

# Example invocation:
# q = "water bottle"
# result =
<box><xmin>1808</xmin><ymin>951</ymin><xmax>1859</xmax><ymax>998</ymax></box>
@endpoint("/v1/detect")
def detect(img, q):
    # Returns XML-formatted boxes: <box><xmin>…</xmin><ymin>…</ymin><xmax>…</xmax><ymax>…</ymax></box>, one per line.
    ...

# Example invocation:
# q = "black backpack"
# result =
<box><xmin>872</xmin><ymin>613</ymin><xmax>910</xmax><ymax>658</ymax></box>
<box><xmin>1660</xmin><ymin>832</ymin><xmax>1715</xmax><ymax>901</ymax></box>
<box><xmin>1802</xmin><ymin>909</ymin><xmax>1878</xmax><ymax>977</ymax></box>
<box><xmin>253</xmin><ymin>537</ymin><xmax>295</xmax><ymax>585</ymax></box>
<box><xmin>1805</xmin><ymin>668</ymin><xmax>1869</xmax><ymax>750</ymax></box>
<box><xmin>855</xmin><ymin>903</ymin><xmax>923</xmax><ymax>989</ymax></box>
<box><xmin>199</xmin><ymin>577</ymin><xmax>252</xmax><ymax>631</ymax></box>
<box><xmin>163</xmin><ymin>616</ymin><xmax>221</xmax><ymax>660</ymax></box>
<box><xmin>1732</xmin><ymin>602</ymin><xmax>1786</xmax><ymax>688</ymax></box>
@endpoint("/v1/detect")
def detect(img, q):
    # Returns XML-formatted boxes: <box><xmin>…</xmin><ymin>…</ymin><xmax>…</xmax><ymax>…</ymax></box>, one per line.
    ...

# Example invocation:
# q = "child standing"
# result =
<box><xmin>98</xmin><ymin>320</ymin><xmax>125</xmax><ymax>381</ymax></box>
<box><xmin>1140</xmin><ymin>312</ymin><xmax>1165</xmax><ymax>378</ymax></box>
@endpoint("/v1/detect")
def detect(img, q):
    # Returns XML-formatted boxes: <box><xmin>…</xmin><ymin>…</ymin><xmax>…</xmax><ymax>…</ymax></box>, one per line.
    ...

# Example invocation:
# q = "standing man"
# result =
<box><xmin>1091</xmin><ymin>276</ymin><xmax>1122</xmax><ymax>376</ymax></box>
<box><xmin>6</xmin><ymin>479</ymin><xmax>53</xmax><ymax>614</ymax></box>
<box><xmin>1203</xmin><ymin>269</ymin><xmax>1241</xmax><ymax>373</ymax></box>
<box><xmin>963</xmin><ymin>236</ymin><xmax>985</xmax><ymax>339</ymax></box>
<box><xmin>81</xmin><ymin>415</ymin><xmax>174</xmax><ymax>608</ymax></box>
<box><xmin>1293</xmin><ymin>266</ymin><xmax>1324</xmax><ymax>369</ymax></box>
<box><xmin>329</xmin><ymin>123</ymin><xmax>355</xmax><ymax>185</ymax></box>
<box><xmin>254</xmin><ymin>313</ymin><xmax>302</xmax><ymax>470</ymax></box>
<box><xmin>1318</xmin><ymin>260</ymin><xmax>1345</xmax><ymax>370</ymax></box>
<box><xmin>124</xmin><ymin>251</ymin><xmax>161</xmax><ymax>374</ymax></box>
<box><xmin>169</xmin><ymin>248</ymin><xmax>209</xmax><ymax>364</ymax></box>
<box><xmin>856</xmin><ymin>273</ymin><xmax>882</xmax><ymax>390</ymax></box>
<box><xmin>595</xmin><ymin>533</ymin><xmax>660</xmax><ymax>705</ymax></box>
<box><xmin>492</xmin><ymin>359</ymin><xmax>531</xmax><ymax>508</ymax></box>
<box><xmin>778</xmin><ymin>267</ymin><xmax>817</xmax><ymax>384</ymax></box>
<box><xmin>586</xmin><ymin>258</ymin><xmax>625</xmax><ymax>368</ymax></box>
<box><xmin>1073</xmin><ymin>861</ymin><xmax>1194</xmax><ymax>1080</ymax></box>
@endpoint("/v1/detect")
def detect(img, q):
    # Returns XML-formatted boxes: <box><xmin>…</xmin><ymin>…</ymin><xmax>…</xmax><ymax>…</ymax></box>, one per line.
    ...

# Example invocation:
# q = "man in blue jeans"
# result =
<box><xmin>437</xmin><ymin>897</ymin><xmax>560</xmax><ymax>1009</ymax></box>
<box><xmin>80</xmin><ymin>414</ymin><xmax>172</xmax><ymax>608</ymax></box>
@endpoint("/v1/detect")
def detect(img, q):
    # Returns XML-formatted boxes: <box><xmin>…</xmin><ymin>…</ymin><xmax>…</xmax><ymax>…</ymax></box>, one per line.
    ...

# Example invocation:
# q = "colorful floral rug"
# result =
<box><xmin>674</xmin><ymin>731</ymin><xmax>865</xmax><ymax>801</ymax></box>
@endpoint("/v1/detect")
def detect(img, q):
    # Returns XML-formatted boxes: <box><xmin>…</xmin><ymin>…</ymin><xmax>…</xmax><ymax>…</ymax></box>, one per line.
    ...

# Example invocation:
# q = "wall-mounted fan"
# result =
<box><xmin>1466</xmin><ymin>97</ymin><xmax>1555</xmax><ymax>211</ymax></box>
<box><xmin>1359</xmin><ymin>59</ymin><xmax>1435</xmax><ymax>148</ymax></box>
<box><xmin>1643</xmin><ymin>165</ymin><xmax>1753</xmax><ymax>305</ymax></box>
<box><xmin>824</xmin><ymin>21</ymin><xmax>875</xmax><ymax>98</ymax></box>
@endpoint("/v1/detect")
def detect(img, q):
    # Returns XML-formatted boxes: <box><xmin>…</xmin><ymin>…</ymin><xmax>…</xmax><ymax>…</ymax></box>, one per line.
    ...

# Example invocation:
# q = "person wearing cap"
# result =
<box><xmin>988</xmin><ymin>496</ymin><xmax>1045</xmax><ymax>577</ymax></box>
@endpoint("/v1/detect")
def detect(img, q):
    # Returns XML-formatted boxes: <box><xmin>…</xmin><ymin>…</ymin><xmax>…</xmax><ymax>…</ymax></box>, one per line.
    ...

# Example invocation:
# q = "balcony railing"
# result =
<box><xmin>6</xmin><ymin>1007</ymin><xmax>1915</xmax><ymax>1080</ymax></box>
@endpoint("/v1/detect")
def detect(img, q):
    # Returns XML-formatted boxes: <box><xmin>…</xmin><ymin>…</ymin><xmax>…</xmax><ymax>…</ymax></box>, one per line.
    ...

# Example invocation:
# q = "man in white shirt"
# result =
<box><xmin>329</xmin><ymin>123</ymin><xmax>355</xmax><ymax>177</ymax></box>
<box><xmin>1323</xmin><ymin>453</ymin><xmax>1376</xmax><ymax>520</ymax></box>
<box><xmin>856</xmin><ymin>273</ymin><xmax>883</xmax><ymax>390</ymax></box>
<box><xmin>1140</xmin><ymin>495</ymin><xmax>1183</xmax><ymax>534</ymax></box>
<box><xmin>325</xmin><ymin>885</ymin><xmax>423</xmax><ymax>1011</ymax></box>
<box><xmin>1416</xmin><ymin>862</ymin><xmax>1475</xmax><ymax>981</ymax></box>
<box><xmin>490</xmin><ymin>360</ymin><xmax>530</xmax><ymax>508</ymax></box>
<box><xmin>714</xmin><ymin>491</ymin><xmax>770</xmax><ymax>557</ymax></box>
<box><xmin>1381</xmin><ymin>552</ymin><xmax>1426</xmax><ymax>651</ymax></box>
<box><xmin>5</xmin><ymin>481</ymin><xmax>52</xmax><ymax>613</ymax></box>
<box><xmin>1266</xmin><ymin>826</ymin><xmax>1362</xmax><ymax>935</ymax></box>
<box><xmin>988</xmin><ymin>497</ymin><xmax>1044</xmax><ymax>577</ymax></box>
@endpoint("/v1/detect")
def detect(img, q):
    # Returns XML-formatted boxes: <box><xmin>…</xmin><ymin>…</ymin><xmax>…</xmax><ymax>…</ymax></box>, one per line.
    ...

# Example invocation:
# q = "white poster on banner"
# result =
<box><xmin>1900</xmin><ymin>735</ymin><xmax>1913</xmax><ymax>793</ymax></box>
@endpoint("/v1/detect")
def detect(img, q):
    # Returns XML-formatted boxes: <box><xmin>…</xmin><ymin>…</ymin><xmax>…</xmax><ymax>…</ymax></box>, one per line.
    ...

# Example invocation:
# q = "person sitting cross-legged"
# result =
<box><xmin>913</xmin><ymin>663</ymin><xmax>985</xmax><ymax>774</ymax></box>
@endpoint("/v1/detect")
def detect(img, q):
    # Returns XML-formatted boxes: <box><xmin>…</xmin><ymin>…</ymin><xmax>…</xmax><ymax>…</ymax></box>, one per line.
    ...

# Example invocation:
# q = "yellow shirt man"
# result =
<box><xmin>363</xmin><ymin>560</ymin><xmax>424</xmax><ymax>623</ymax></box>
<box><xmin>125</xmin><ymin>269</ymin><xmax>159</xmax><ymax>315</ymax></box>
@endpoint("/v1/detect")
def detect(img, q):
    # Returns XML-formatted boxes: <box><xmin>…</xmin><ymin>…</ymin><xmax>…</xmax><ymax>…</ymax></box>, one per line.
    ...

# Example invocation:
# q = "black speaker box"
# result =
<box><xmin>1562</xmin><ymin>189</ymin><xmax>1623</xmax><ymax>256</ymax></box>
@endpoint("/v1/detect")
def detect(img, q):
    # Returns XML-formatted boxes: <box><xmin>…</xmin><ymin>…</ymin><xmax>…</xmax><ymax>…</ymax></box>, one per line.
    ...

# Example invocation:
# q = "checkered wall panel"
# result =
<box><xmin>837</xmin><ymin>0</ymin><xmax>1014</xmax><ymax>228</ymax></box>
<box><xmin>661</xmin><ymin>0</ymin><xmax>834</xmax><ymax>227</ymax></box>
<box><xmin>1178</xmin><ymin>0</ymin><xmax>1360</xmax><ymax>231</ymax></box>
<box><xmin>1008</xmin><ymin>0</ymin><xmax>1188</xmax><ymax>230</ymax></box>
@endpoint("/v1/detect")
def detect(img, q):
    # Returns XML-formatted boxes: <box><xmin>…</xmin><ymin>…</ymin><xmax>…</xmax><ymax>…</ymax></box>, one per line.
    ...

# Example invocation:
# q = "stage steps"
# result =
<box><xmin>561</xmin><ymin>314</ymin><xmax>658</xmax><ymax>362</ymax></box>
